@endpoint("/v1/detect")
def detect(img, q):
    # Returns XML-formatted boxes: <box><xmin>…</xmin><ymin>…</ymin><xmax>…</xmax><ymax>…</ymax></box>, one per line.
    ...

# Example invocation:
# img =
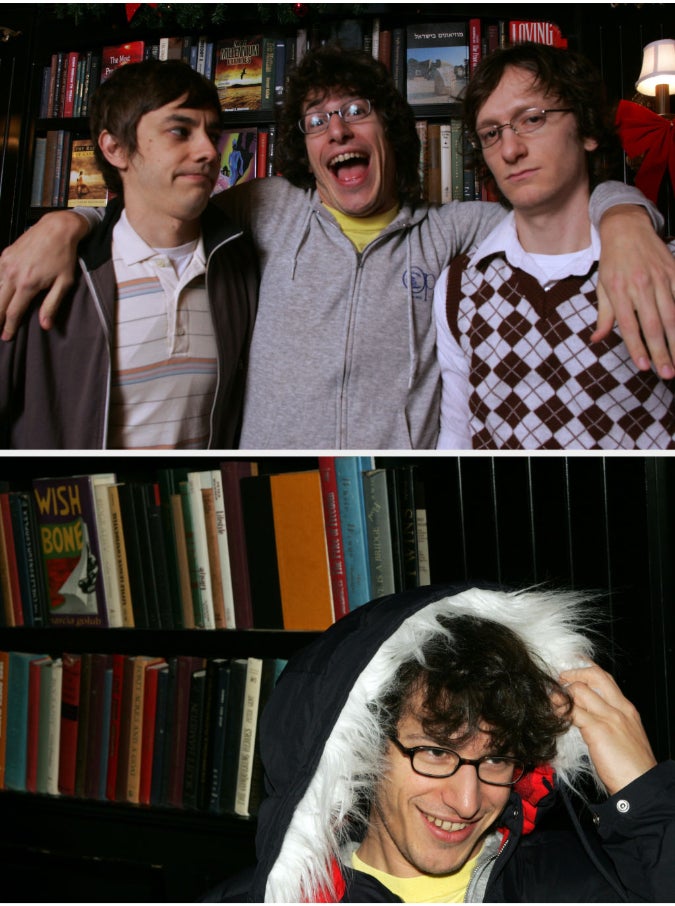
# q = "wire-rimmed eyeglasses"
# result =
<box><xmin>389</xmin><ymin>736</ymin><xmax>528</xmax><ymax>787</ymax></box>
<box><xmin>471</xmin><ymin>107</ymin><xmax>574</xmax><ymax>150</ymax></box>
<box><xmin>298</xmin><ymin>98</ymin><xmax>373</xmax><ymax>135</ymax></box>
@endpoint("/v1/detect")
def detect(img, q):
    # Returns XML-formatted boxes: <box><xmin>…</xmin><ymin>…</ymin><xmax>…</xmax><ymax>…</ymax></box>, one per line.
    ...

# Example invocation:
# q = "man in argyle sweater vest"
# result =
<box><xmin>434</xmin><ymin>42</ymin><xmax>675</xmax><ymax>449</ymax></box>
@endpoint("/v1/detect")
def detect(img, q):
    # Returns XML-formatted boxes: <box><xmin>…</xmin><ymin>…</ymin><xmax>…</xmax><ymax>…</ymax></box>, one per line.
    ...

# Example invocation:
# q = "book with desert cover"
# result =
<box><xmin>67</xmin><ymin>139</ymin><xmax>108</xmax><ymax>207</ymax></box>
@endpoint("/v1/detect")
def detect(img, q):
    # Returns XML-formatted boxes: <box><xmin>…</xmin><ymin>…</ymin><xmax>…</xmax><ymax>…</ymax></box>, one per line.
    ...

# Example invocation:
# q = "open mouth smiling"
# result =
<box><xmin>328</xmin><ymin>150</ymin><xmax>369</xmax><ymax>180</ymax></box>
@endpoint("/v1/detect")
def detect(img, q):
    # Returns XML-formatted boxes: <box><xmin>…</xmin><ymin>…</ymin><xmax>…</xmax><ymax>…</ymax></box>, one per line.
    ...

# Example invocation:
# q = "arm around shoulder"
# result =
<box><xmin>0</xmin><ymin>209</ymin><xmax>91</xmax><ymax>339</ymax></box>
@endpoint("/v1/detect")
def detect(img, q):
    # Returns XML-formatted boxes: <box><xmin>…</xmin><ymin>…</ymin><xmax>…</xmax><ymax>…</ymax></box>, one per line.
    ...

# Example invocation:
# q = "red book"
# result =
<box><xmin>469</xmin><ymin>18</ymin><xmax>482</xmax><ymax>74</ymax></box>
<box><xmin>105</xmin><ymin>653</ymin><xmax>125</xmax><ymax>800</ymax></box>
<box><xmin>62</xmin><ymin>51</ymin><xmax>80</xmax><ymax>118</ymax></box>
<box><xmin>58</xmin><ymin>653</ymin><xmax>82</xmax><ymax>796</ymax></box>
<box><xmin>138</xmin><ymin>659</ymin><xmax>167</xmax><ymax>805</ymax></box>
<box><xmin>256</xmin><ymin>128</ymin><xmax>268</xmax><ymax>179</ymax></box>
<box><xmin>100</xmin><ymin>40</ymin><xmax>145</xmax><ymax>83</ymax></box>
<box><xmin>318</xmin><ymin>458</ymin><xmax>349</xmax><ymax>620</ymax></box>
<box><xmin>0</xmin><ymin>493</ymin><xmax>24</xmax><ymax>627</ymax></box>
<box><xmin>26</xmin><ymin>656</ymin><xmax>51</xmax><ymax>793</ymax></box>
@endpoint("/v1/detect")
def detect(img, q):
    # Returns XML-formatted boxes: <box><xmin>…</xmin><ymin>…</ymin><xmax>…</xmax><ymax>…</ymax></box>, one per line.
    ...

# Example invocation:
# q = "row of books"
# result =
<box><xmin>38</xmin><ymin>16</ymin><xmax>568</xmax><ymax>120</ymax></box>
<box><xmin>0</xmin><ymin>458</ymin><xmax>430</xmax><ymax>632</ymax></box>
<box><xmin>30</xmin><ymin>123</ymin><xmax>278</xmax><ymax>209</ymax></box>
<box><xmin>0</xmin><ymin>649</ymin><xmax>283</xmax><ymax>816</ymax></box>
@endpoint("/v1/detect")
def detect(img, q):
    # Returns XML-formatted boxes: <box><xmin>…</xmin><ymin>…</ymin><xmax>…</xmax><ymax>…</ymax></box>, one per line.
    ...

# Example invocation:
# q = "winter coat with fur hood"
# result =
<box><xmin>206</xmin><ymin>583</ymin><xmax>675</xmax><ymax>903</ymax></box>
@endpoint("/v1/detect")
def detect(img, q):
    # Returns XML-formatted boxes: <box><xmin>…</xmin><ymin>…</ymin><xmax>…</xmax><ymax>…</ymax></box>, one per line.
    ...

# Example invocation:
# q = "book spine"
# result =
<box><xmin>234</xmin><ymin>657</ymin><xmax>263</xmax><ymax>817</ymax></box>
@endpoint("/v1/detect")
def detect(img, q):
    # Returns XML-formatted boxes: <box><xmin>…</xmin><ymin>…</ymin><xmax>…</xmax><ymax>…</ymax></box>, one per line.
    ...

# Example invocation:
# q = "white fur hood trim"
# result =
<box><xmin>264</xmin><ymin>586</ymin><xmax>598</xmax><ymax>903</ymax></box>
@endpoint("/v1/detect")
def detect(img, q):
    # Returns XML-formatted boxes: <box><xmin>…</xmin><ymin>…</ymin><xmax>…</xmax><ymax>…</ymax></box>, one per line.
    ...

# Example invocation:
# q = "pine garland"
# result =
<box><xmin>44</xmin><ymin>3</ymin><xmax>367</xmax><ymax>30</ymax></box>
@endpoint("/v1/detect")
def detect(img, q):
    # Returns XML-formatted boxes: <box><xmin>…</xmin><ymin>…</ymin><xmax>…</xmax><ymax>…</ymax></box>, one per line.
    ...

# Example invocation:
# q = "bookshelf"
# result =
<box><xmin>1</xmin><ymin>2</ymin><xmax>673</xmax><ymax>248</ymax></box>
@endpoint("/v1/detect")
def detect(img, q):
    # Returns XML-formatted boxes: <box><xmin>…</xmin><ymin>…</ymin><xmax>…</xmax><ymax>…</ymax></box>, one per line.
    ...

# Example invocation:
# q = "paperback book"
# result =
<box><xmin>214</xmin><ymin>36</ymin><xmax>263</xmax><ymax>111</ymax></box>
<box><xmin>213</xmin><ymin>128</ymin><xmax>258</xmax><ymax>194</ymax></box>
<box><xmin>32</xmin><ymin>476</ymin><xmax>109</xmax><ymax>627</ymax></box>
<box><xmin>67</xmin><ymin>139</ymin><xmax>108</xmax><ymax>208</ymax></box>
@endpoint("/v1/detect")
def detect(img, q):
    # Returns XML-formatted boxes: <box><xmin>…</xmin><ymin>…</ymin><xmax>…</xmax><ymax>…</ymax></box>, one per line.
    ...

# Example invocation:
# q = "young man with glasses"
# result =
<box><xmin>434</xmin><ymin>42</ymin><xmax>675</xmax><ymax>449</ymax></box>
<box><xmin>1</xmin><ymin>44</ymin><xmax>674</xmax><ymax>449</ymax></box>
<box><xmin>204</xmin><ymin>584</ymin><xmax>674</xmax><ymax>902</ymax></box>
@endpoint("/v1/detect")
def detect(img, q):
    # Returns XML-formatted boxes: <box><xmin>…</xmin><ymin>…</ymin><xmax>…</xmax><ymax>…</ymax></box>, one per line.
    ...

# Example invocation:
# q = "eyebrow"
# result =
<box><xmin>162</xmin><ymin>111</ymin><xmax>221</xmax><ymax>130</ymax></box>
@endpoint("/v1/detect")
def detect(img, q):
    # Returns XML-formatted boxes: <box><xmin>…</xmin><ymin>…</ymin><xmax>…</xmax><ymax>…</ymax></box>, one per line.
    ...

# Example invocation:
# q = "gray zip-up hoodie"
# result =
<box><xmin>212</xmin><ymin>178</ymin><xmax>661</xmax><ymax>449</ymax></box>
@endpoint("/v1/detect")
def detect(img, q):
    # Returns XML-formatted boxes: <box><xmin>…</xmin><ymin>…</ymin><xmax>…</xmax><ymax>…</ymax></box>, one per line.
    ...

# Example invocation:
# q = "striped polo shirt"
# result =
<box><xmin>108</xmin><ymin>211</ymin><xmax>218</xmax><ymax>449</ymax></box>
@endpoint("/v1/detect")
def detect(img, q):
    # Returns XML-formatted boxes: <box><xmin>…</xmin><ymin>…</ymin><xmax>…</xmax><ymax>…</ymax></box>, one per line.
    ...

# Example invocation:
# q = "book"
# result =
<box><xmin>36</xmin><ymin>656</ymin><xmax>62</xmax><ymax>796</ymax></box>
<box><xmin>362</xmin><ymin>469</ymin><xmax>397</xmax><ymax>599</ymax></box>
<box><xmin>186</xmin><ymin>471</ymin><xmax>217</xmax><ymax>630</ymax></box>
<box><xmin>73</xmin><ymin>652</ymin><xmax>93</xmax><ymax>798</ymax></box>
<box><xmin>118</xmin><ymin>656</ymin><xmax>164</xmax><ymax>804</ymax></box>
<box><xmin>86</xmin><ymin>474</ymin><xmax>123</xmax><ymax>628</ymax></box>
<box><xmin>218</xmin><ymin>657</ymin><xmax>247</xmax><ymax>815</ymax></box>
<box><xmin>0</xmin><ymin>492</ymin><xmax>24</xmax><ymax>627</ymax></box>
<box><xmin>168</xmin><ymin>488</ymin><xmax>195</xmax><ymax>629</ymax></box>
<box><xmin>149</xmin><ymin>662</ymin><xmax>171</xmax><ymax>806</ymax></box>
<box><xmin>6</xmin><ymin>652</ymin><xmax>48</xmax><ymax>791</ymax></box>
<box><xmin>62</xmin><ymin>50</ymin><xmax>80</xmax><ymax>118</ymax></box>
<box><xmin>426</xmin><ymin>123</ymin><xmax>442</xmax><ymax>204</ymax></box>
<box><xmin>32</xmin><ymin>475</ymin><xmax>109</xmax><ymax>627</ymax></box>
<box><xmin>107</xmin><ymin>484</ymin><xmax>135</xmax><ymax>628</ymax></box>
<box><xmin>213</xmin><ymin>128</ymin><xmax>258</xmax><ymax>194</ymax></box>
<box><xmin>469</xmin><ymin>18</ymin><xmax>482</xmax><ymax>75</ymax></box>
<box><xmin>67</xmin><ymin>138</ymin><xmax>108</xmax><ymax>208</ymax></box>
<box><xmin>335</xmin><ymin>457</ymin><xmax>373</xmax><ymax>611</ymax></box>
<box><xmin>84</xmin><ymin>653</ymin><xmax>114</xmax><ymax>800</ymax></box>
<box><xmin>105</xmin><ymin>653</ymin><xmax>126</xmax><ymax>801</ymax></box>
<box><xmin>30</xmin><ymin>136</ymin><xmax>47</xmax><ymax>207</ymax></box>
<box><xmin>318</xmin><ymin>458</ymin><xmax>349</xmax><ymax>621</ymax></box>
<box><xmin>116</xmin><ymin>481</ymin><xmax>150</xmax><ymax>629</ymax></box>
<box><xmin>139</xmin><ymin>659</ymin><xmax>167</xmax><ymax>806</ymax></box>
<box><xmin>199</xmin><ymin>476</ymin><xmax>228</xmax><ymax>629</ymax></box>
<box><xmin>406</xmin><ymin>22</ymin><xmax>469</xmax><ymax>107</ymax></box>
<box><xmin>165</xmin><ymin>655</ymin><xmax>205</xmax><ymax>809</ymax></box>
<box><xmin>210</xmin><ymin>469</ymin><xmax>236</xmax><ymax>629</ymax></box>
<box><xmin>234</xmin><ymin>657</ymin><xmax>263</xmax><ymax>817</ymax></box>
<box><xmin>100</xmin><ymin>40</ymin><xmax>146</xmax><ymax>82</ymax></box>
<box><xmin>440</xmin><ymin>122</ymin><xmax>453</xmax><ymax>204</ymax></box>
<box><xmin>0</xmin><ymin>650</ymin><xmax>8</xmax><ymax>788</ymax></box>
<box><xmin>201</xmin><ymin>658</ymin><xmax>231</xmax><ymax>812</ymax></box>
<box><xmin>58</xmin><ymin>652</ymin><xmax>82</xmax><ymax>796</ymax></box>
<box><xmin>158</xmin><ymin>36</ymin><xmax>183</xmax><ymax>61</ymax></box>
<box><xmin>155</xmin><ymin>468</ymin><xmax>189</xmax><ymax>630</ymax></box>
<box><xmin>240</xmin><ymin>474</ymin><xmax>284</xmax><ymax>630</ymax></box>
<box><xmin>182</xmin><ymin>667</ymin><xmax>207</xmax><ymax>809</ymax></box>
<box><xmin>270</xmin><ymin>470</ymin><xmax>336</xmax><ymax>631</ymax></box>
<box><xmin>214</xmin><ymin>35</ymin><xmax>264</xmax><ymax>112</ymax></box>
<box><xmin>8</xmin><ymin>490</ymin><xmax>49</xmax><ymax>627</ymax></box>
<box><xmin>26</xmin><ymin>656</ymin><xmax>52</xmax><ymax>793</ymax></box>
<box><xmin>247</xmin><ymin>658</ymin><xmax>285</xmax><ymax>818</ymax></box>
<box><xmin>508</xmin><ymin>20</ymin><xmax>568</xmax><ymax>47</ymax></box>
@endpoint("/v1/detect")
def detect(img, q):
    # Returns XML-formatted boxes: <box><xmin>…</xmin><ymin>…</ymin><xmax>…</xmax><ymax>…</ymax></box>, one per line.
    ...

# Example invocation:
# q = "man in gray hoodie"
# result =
<box><xmin>0</xmin><ymin>45</ymin><xmax>673</xmax><ymax>449</ymax></box>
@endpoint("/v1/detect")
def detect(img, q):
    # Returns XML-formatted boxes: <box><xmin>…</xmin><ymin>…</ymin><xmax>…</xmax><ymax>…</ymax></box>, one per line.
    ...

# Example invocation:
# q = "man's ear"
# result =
<box><xmin>583</xmin><ymin>136</ymin><xmax>599</xmax><ymax>153</ymax></box>
<box><xmin>98</xmin><ymin>130</ymin><xmax>129</xmax><ymax>169</ymax></box>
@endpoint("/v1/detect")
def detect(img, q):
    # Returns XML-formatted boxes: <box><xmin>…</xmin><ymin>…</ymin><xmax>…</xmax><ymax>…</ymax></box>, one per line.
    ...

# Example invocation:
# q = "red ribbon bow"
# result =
<box><xmin>615</xmin><ymin>99</ymin><xmax>675</xmax><ymax>204</ymax></box>
<box><xmin>125</xmin><ymin>3</ymin><xmax>158</xmax><ymax>22</ymax></box>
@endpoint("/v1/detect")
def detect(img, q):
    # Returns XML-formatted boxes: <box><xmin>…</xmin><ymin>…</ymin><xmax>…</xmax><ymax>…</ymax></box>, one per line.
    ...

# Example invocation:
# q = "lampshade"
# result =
<box><xmin>636</xmin><ymin>38</ymin><xmax>675</xmax><ymax>95</ymax></box>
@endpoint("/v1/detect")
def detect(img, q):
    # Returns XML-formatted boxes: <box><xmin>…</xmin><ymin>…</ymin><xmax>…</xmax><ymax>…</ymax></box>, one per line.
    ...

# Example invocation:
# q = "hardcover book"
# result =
<box><xmin>32</xmin><ymin>476</ymin><xmax>109</xmax><ymax>627</ymax></box>
<box><xmin>214</xmin><ymin>36</ymin><xmax>263</xmax><ymax>111</ymax></box>
<box><xmin>100</xmin><ymin>41</ymin><xmax>145</xmax><ymax>82</ymax></box>
<box><xmin>508</xmin><ymin>20</ymin><xmax>567</xmax><ymax>48</ymax></box>
<box><xmin>406</xmin><ymin>22</ymin><xmax>469</xmax><ymax>107</ymax></box>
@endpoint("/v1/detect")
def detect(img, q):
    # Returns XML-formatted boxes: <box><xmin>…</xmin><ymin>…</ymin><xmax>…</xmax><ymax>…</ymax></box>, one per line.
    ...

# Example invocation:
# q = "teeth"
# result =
<box><xmin>329</xmin><ymin>152</ymin><xmax>367</xmax><ymax>167</ymax></box>
<box><xmin>425</xmin><ymin>813</ymin><xmax>467</xmax><ymax>832</ymax></box>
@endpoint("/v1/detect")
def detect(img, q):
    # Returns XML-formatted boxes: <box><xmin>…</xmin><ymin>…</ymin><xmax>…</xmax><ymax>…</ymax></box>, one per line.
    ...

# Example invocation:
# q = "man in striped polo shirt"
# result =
<box><xmin>0</xmin><ymin>60</ymin><xmax>258</xmax><ymax>448</ymax></box>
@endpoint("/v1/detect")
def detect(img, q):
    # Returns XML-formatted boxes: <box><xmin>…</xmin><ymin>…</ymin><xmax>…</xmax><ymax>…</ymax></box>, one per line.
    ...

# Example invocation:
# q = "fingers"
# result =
<box><xmin>558</xmin><ymin>663</ymin><xmax>657</xmax><ymax>795</ymax></box>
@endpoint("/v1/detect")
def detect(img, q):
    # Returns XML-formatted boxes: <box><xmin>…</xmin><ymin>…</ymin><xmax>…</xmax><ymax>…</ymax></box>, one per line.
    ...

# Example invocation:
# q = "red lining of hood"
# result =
<box><xmin>499</xmin><ymin>763</ymin><xmax>556</xmax><ymax>847</ymax></box>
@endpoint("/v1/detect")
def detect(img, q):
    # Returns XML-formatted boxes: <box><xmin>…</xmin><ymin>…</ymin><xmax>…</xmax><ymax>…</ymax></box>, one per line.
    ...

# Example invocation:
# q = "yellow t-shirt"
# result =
<box><xmin>325</xmin><ymin>204</ymin><xmax>399</xmax><ymax>253</ymax></box>
<box><xmin>351</xmin><ymin>848</ymin><xmax>480</xmax><ymax>903</ymax></box>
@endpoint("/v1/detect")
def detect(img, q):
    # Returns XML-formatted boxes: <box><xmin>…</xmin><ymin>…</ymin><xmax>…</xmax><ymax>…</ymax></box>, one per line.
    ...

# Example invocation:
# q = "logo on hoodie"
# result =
<box><xmin>402</xmin><ymin>266</ymin><xmax>436</xmax><ymax>303</ymax></box>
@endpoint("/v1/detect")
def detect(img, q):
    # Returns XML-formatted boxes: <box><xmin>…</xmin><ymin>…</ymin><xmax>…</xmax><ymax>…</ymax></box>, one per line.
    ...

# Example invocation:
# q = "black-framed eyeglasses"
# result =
<box><xmin>471</xmin><ymin>107</ymin><xmax>574</xmax><ymax>150</ymax></box>
<box><xmin>389</xmin><ymin>736</ymin><xmax>528</xmax><ymax>787</ymax></box>
<box><xmin>298</xmin><ymin>98</ymin><xmax>373</xmax><ymax>135</ymax></box>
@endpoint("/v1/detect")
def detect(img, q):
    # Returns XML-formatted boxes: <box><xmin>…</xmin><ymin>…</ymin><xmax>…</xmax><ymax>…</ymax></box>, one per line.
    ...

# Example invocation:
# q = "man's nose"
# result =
<box><xmin>326</xmin><ymin>110</ymin><xmax>353</xmax><ymax>138</ymax></box>
<box><xmin>439</xmin><ymin>764</ymin><xmax>482</xmax><ymax>818</ymax></box>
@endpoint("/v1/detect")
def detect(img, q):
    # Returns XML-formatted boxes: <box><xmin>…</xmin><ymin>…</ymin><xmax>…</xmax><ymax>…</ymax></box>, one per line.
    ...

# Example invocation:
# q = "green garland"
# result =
<box><xmin>45</xmin><ymin>3</ymin><xmax>367</xmax><ymax>30</ymax></box>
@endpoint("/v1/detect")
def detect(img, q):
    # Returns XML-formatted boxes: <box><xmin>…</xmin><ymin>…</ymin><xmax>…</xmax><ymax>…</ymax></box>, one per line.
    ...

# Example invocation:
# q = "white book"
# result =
<box><xmin>88</xmin><ymin>473</ymin><xmax>124</xmax><ymax>627</ymax></box>
<box><xmin>211</xmin><ymin>469</ymin><xmax>236</xmax><ymax>628</ymax></box>
<box><xmin>44</xmin><ymin>658</ymin><xmax>63</xmax><ymax>796</ymax></box>
<box><xmin>186</xmin><ymin>471</ymin><xmax>216</xmax><ymax>630</ymax></box>
<box><xmin>234</xmin><ymin>657</ymin><xmax>263</xmax><ymax>817</ymax></box>
<box><xmin>440</xmin><ymin>122</ymin><xmax>453</xmax><ymax>204</ymax></box>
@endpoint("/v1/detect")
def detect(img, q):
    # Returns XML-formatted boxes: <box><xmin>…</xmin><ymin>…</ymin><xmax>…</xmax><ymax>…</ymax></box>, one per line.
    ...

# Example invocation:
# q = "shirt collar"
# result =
<box><xmin>469</xmin><ymin>210</ymin><xmax>600</xmax><ymax>284</ymax></box>
<box><xmin>113</xmin><ymin>209</ymin><xmax>205</xmax><ymax>267</ymax></box>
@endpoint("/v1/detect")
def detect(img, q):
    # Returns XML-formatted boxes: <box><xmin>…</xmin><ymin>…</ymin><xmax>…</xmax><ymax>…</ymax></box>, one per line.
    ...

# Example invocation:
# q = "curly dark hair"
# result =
<box><xmin>379</xmin><ymin>614</ymin><xmax>572</xmax><ymax>767</ymax></box>
<box><xmin>89</xmin><ymin>59</ymin><xmax>221</xmax><ymax>198</ymax></box>
<box><xmin>462</xmin><ymin>41</ymin><xmax>623</xmax><ymax>201</ymax></box>
<box><xmin>275</xmin><ymin>42</ymin><xmax>422</xmax><ymax>206</ymax></box>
